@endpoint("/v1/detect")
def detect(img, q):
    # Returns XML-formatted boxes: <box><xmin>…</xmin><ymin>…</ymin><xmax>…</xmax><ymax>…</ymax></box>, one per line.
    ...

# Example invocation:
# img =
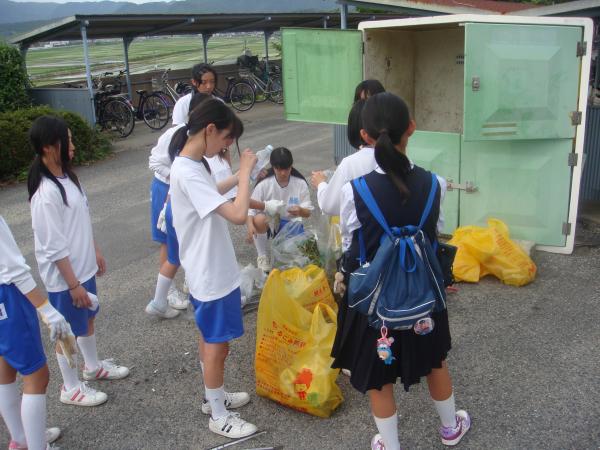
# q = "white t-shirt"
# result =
<box><xmin>339</xmin><ymin>165</ymin><xmax>447</xmax><ymax>251</ymax></box>
<box><xmin>206</xmin><ymin>155</ymin><xmax>237</xmax><ymax>200</ymax></box>
<box><xmin>0</xmin><ymin>216</ymin><xmax>37</xmax><ymax>295</ymax></box>
<box><xmin>148</xmin><ymin>124</ymin><xmax>186</xmax><ymax>183</ymax></box>
<box><xmin>250</xmin><ymin>175</ymin><xmax>312</xmax><ymax>220</ymax></box>
<box><xmin>172</xmin><ymin>93</ymin><xmax>224</xmax><ymax>126</ymax></box>
<box><xmin>30</xmin><ymin>177</ymin><xmax>97</xmax><ymax>293</ymax></box>
<box><xmin>317</xmin><ymin>147</ymin><xmax>377</xmax><ymax>216</ymax></box>
<box><xmin>169</xmin><ymin>156</ymin><xmax>239</xmax><ymax>301</ymax></box>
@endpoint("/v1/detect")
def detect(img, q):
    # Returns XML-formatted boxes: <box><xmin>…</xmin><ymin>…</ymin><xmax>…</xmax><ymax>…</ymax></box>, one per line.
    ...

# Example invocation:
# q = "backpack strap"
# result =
<box><xmin>352</xmin><ymin>177</ymin><xmax>393</xmax><ymax>238</ymax></box>
<box><xmin>418</xmin><ymin>173</ymin><xmax>439</xmax><ymax>230</ymax></box>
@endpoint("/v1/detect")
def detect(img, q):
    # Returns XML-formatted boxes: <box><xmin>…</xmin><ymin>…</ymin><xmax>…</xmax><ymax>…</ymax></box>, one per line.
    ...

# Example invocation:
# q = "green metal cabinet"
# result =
<box><xmin>282</xmin><ymin>15</ymin><xmax>593</xmax><ymax>253</ymax></box>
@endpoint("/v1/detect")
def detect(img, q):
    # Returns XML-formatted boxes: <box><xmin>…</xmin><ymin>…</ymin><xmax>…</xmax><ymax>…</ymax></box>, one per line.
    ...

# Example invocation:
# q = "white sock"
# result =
<box><xmin>0</xmin><ymin>382</ymin><xmax>26</xmax><ymax>445</ymax></box>
<box><xmin>21</xmin><ymin>394</ymin><xmax>46</xmax><ymax>450</ymax></box>
<box><xmin>373</xmin><ymin>413</ymin><xmax>401</xmax><ymax>450</ymax></box>
<box><xmin>154</xmin><ymin>273</ymin><xmax>173</xmax><ymax>310</ymax></box>
<box><xmin>205</xmin><ymin>385</ymin><xmax>227</xmax><ymax>420</ymax></box>
<box><xmin>433</xmin><ymin>393</ymin><xmax>457</xmax><ymax>428</ymax></box>
<box><xmin>253</xmin><ymin>233</ymin><xmax>268</xmax><ymax>257</ymax></box>
<box><xmin>77</xmin><ymin>334</ymin><xmax>100</xmax><ymax>372</ymax></box>
<box><xmin>56</xmin><ymin>352</ymin><xmax>80</xmax><ymax>391</ymax></box>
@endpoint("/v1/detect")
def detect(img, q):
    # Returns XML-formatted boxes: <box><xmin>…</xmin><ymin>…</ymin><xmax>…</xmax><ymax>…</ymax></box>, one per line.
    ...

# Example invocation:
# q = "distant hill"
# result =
<box><xmin>0</xmin><ymin>0</ymin><xmax>342</xmax><ymax>26</ymax></box>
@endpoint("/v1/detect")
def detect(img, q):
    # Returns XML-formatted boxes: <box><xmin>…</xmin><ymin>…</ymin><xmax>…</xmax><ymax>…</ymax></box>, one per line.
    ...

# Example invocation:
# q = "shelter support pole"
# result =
<box><xmin>122</xmin><ymin>36</ymin><xmax>133</xmax><ymax>100</ymax></box>
<box><xmin>323</xmin><ymin>15</ymin><xmax>330</xmax><ymax>29</ymax></box>
<box><xmin>80</xmin><ymin>21</ymin><xmax>96</xmax><ymax>124</ymax></box>
<box><xmin>19</xmin><ymin>43</ymin><xmax>29</xmax><ymax>74</ymax></box>
<box><xmin>340</xmin><ymin>2</ymin><xmax>348</xmax><ymax>29</ymax></box>
<box><xmin>202</xmin><ymin>34</ymin><xmax>212</xmax><ymax>64</ymax></box>
<box><xmin>263</xmin><ymin>31</ymin><xmax>273</xmax><ymax>74</ymax></box>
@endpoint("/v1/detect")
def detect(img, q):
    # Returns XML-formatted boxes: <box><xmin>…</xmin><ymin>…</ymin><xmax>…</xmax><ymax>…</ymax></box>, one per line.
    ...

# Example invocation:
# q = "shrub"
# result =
<box><xmin>0</xmin><ymin>106</ymin><xmax>112</xmax><ymax>182</ymax></box>
<box><xmin>0</xmin><ymin>42</ymin><xmax>30</xmax><ymax>113</ymax></box>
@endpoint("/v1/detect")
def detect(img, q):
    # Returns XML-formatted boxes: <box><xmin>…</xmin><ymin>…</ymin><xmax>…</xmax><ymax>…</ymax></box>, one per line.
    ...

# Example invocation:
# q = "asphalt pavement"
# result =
<box><xmin>1</xmin><ymin>103</ymin><xmax>599</xmax><ymax>450</ymax></box>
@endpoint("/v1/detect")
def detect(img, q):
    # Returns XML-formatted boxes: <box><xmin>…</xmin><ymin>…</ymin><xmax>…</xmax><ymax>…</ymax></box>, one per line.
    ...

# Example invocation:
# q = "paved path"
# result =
<box><xmin>1</xmin><ymin>103</ymin><xmax>599</xmax><ymax>449</ymax></box>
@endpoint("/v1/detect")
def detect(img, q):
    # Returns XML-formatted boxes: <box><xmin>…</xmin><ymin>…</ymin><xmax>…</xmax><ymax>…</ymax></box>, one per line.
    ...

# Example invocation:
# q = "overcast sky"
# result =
<box><xmin>11</xmin><ymin>0</ymin><xmax>171</xmax><ymax>3</ymax></box>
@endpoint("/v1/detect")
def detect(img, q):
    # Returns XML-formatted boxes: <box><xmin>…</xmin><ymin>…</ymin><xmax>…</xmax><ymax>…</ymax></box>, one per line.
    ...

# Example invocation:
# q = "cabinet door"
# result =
<box><xmin>460</xmin><ymin>139</ymin><xmax>572</xmax><ymax>246</ymax></box>
<box><xmin>409</xmin><ymin>131</ymin><xmax>460</xmax><ymax>236</ymax></box>
<box><xmin>282</xmin><ymin>28</ymin><xmax>363</xmax><ymax>125</ymax></box>
<box><xmin>463</xmin><ymin>23</ymin><xmax>582</xmax><ymax>141</ymax></box>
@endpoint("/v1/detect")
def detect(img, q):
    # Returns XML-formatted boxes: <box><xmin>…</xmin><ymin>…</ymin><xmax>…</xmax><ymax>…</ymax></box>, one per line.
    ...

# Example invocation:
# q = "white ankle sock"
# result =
<box><xmin>205</xmin><ymin>385</ymin><xmax>227</xmax><ymax>420</ymax></box>
<box><xmin>433</xmin><ymin>393</ymin><xmax>457</xmax><ymax>428</ymax></box>
<box><xmin>0</xmin><ymin>382</ymin><xmax>26</xmax><ymax>445</ymax></box>
<box><xmin>154</xmin><ymin>273</ymin><xmax>173</xmax><ymax>309</ymax></box>
<box><xmin>253</xmin><ymin>233</ymin><xmax>268</xmax><ymax>257</ymax></box>
<box><xmin>373</xmin><ymin>413</ymin><xmax>400</xmax><ymax>450</ymax></box>
<box><xmin>21</xmin><ymin>394</ymin><xmax>46</xmax><ymax>450</ymax></box>
<box><xmin>77</xmin><ymin>334</ymin><xmax>100</xmax><ymax>372</ymax></box>
<box><xmin>56</xmin><ymin>352</ymin><xmax>80</xmax><ymax>391</ymax></box>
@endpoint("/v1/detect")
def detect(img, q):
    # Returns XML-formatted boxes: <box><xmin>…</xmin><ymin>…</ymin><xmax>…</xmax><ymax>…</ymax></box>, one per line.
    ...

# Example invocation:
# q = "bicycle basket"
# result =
<box><xmin>152</xmin><ymin>77</ymin><xmax>163</xmax><ymax>91</ymax></box>
<box><xmin>238</xmin><ymin>68</ymin><xmax>252</xmax><ymax>78</ymax></box>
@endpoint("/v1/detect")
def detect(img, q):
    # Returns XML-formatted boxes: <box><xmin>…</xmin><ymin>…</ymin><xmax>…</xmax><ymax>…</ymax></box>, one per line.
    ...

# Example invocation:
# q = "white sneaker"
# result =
<box><xmin>371</xmin><ymin>433</ymin><xmax>386</xmax><ymax>450</ymax></box>
<box><xmin>256</xmin><ymin>255</ymin><xmax>271</xmax><ymax>273</ymax></box>
<box><xmin>46</xmin><ymin>427</ymin><xmax>61</xmax><ymax>444</ymax></box>
<box><xmin>208</xmin><ymin>412</ymin><xmax>258</xmax><ymax>439</ymax></box>
<box><xmin>145</xmin><ymin>299</ymin><xmax>180</xmax><ymax>319</ymax></box>
<box><xmin>83</xmin><ymin>359</ymin><xmax>130</xmax><ymax>381</ymax></box>
<box><xmin>201</xmin><ymin>391</ymin><xmax>250</xmax><ymax>415</ymax></box>
<box><xmin>60</xmin><ymin>382</ymin><xmax>108</xmax><ymax>406</ymax></box>
<box><xmin>341</xmin><ymin>368</ymin><xmax>351</xmax><ymax>377</ymax></box>
<box><xmin>167</xmin><ymin>286</ymin><xmax>189</xmax><ymax>310</ymax></box>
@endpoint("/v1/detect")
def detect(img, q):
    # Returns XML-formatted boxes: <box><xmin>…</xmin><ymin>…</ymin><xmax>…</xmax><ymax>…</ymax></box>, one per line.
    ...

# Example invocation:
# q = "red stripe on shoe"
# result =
<box><xmin>70</xmin><ymin>389</ymin><xmax>80</xmax><ymax>401</ymax></box>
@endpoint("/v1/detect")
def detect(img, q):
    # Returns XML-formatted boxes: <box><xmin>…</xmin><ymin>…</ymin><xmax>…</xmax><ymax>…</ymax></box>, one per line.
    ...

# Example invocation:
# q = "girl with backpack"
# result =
<box><xmin>169</xmin><ymin>98</ymin><xmax>258</xmax><ymax>439</ymax></box>
<box><xmin>331</xmin><ymin>93</ymin><xmax>470</xmax><ymax>449</ymax></box>
<box><xmin>28</xmin><ymin>116</ymin><xmax>129</xmax><ymax>407</ymax></box>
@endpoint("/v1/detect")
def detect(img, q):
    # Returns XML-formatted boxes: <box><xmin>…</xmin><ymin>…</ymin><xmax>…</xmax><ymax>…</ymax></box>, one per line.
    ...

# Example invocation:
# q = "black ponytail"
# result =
<box><xmin>168</xmin><ymin>97</ymin><xmax>244</xmax><ymax>164</ymax></box>
<box><xmin>361</xmin><ymin>93</ymin><xmax>412</xmax><ymax>201</ymax></box>
<box><xmin>27</xmin><ymin>115</ymin><xmax>82</xmax><ymax>205</ymax></box>
<box><xmin>168</xmin><ymin>92</ymin><xmax>212</xmax><ymax>162</ymax></box>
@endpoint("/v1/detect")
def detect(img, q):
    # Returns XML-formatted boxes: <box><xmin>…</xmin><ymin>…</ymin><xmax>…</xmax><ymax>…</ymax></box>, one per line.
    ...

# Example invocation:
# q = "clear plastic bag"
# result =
<box><xmin>271</xmin><ymin>221</ymin><xmax>321</xmax><ymax>270</ymax></box>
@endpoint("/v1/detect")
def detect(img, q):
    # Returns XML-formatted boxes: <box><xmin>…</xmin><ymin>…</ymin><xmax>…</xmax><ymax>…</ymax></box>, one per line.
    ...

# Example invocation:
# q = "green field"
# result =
<box><xmin>25</xmin><ymin>33</ymin><xmax>281</xmax><ymax>86</ymax></box>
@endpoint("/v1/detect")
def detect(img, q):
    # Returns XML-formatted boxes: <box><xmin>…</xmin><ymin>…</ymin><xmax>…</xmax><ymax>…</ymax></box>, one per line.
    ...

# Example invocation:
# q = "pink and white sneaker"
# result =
<box><xmin>371</xmin><ymin>433</ymin><xmax>386</xmax><ymax>450</ymax></box>
<box><xmin>8</xmin><ymin>428</ymin><xmax>60</xmax><ymax>449</ymax></box>
<box><xmin>60</xmin><ymin>381</ymin><xmax>108</xmax><ymax>407</ymax></box>
<box><xmin>82</xmin><ymin>359</ymin><xmax>129</xmax><ymax>381</ymax></box>
<box><xmin>440</xmin><ymin>410</ymin><xmax>471</xmax><ymax>446</ymax></box>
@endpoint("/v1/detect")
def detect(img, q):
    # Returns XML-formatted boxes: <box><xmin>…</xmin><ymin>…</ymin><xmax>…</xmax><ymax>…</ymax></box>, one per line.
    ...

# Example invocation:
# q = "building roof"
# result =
<box><xmin>506</xmin><ymin>0</ymin><xmax>600</xmax><ymax>17</ymax></box>
<box><xmin>339</xmin><ymin>0</ymin><xmax>536</xmax><ymax>16</ymax></box>
<box><xmin>10</xmin><ymin>12</ymin><xmax>401</xmax><ymax>46</ymax></box>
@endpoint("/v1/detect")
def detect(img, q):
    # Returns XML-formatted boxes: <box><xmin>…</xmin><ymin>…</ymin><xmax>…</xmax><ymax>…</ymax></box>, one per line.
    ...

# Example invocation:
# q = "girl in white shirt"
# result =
<box><xmin>246</xmin><ymin>147</ymin><xmax>313</xmax><ymax>272</ymax></box>
<box><xmin>27</xmin><ymin>116</ymin><xmax>129</xmax><ymax>408</ymax></box>
<box><xmin>169</xmin><ymin>99</ymin><xmax>258</xmax><ymax>439</ymax></box>
<box><xmin>0</xmin><ymin>216</ymin><xmax>67</xmax><ymax>449</ymax></box>
<box><xmin>172</xmin><ymin>63</ymin><xmax>221</xmax><ymax>125</ymax></box>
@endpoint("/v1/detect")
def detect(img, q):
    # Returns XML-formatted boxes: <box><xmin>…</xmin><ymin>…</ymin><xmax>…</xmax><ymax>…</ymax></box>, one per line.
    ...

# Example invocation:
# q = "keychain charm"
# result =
<box><xmin>376</xmin><ymin>326</ymin><xmax>395</xmax><ymax>365</ymax></box>
<box><xmin>414</xmin><ymin>317</ymin><xmax>434</xmax><ymax>335</ymax></box>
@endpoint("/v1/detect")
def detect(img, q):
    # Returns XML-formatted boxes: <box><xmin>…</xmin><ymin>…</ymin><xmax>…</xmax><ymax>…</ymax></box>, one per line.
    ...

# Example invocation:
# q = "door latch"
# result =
<box><xmin>447</xmin><ymin>180</ymin><xmax>478</xmax><ymax>193</ymax></box>
<box><xmin>471</xmin><ymin>77</ymin><xmax>480</xmax><ymax>91</ymax></box>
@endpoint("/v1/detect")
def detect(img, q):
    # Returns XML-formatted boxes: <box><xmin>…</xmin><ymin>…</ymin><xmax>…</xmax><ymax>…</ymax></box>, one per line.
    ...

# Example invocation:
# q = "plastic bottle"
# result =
<box><xmin>250</xmin><ymin>145</ymin><xmax>274</xmax><ymax>181</ymax></box>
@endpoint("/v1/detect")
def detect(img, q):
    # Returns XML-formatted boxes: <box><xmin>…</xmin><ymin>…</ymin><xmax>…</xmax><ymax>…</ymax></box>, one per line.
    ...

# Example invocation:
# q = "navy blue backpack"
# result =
<box><xmin>347</xmin><ymin>173</ymin><xmax>447</xmax><ymax>331</ymax></box>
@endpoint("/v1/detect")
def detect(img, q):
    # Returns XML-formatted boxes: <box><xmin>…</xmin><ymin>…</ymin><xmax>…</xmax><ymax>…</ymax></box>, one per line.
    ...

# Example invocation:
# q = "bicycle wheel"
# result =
<box><xmin>142</xmin><ymin>93</ymin><xmax>169</xmax><ymax>130</ymax></box>
<box><xmin>156</xmin><ymin>91</ymin><xmax>175</xmax><ymax>116</ymax></box>
<box><xmin>267</xmin><ymin>76</ymin><xmax>284</xmax><ymax>104</ymax></box>
<box><xmin>230</xmin><ymin>81</ymin><xmax>255</xmax><ymax>112</ymax></box>
<box><xmin>103</xmin><ymin>99</ymin><xmax>135</xmax><ymax>138</ymax></box>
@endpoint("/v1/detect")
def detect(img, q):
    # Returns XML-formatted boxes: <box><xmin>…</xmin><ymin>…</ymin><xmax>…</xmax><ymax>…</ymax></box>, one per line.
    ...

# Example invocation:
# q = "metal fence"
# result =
<box><xmin>581</xmin><ymin>106</ymin><xmax>600</xmax><ymax>201</ymax></box>
<box><xmin>29</xmin><ymin>87</ymin><xmax>95</xmax><ymax>125</ymax></box>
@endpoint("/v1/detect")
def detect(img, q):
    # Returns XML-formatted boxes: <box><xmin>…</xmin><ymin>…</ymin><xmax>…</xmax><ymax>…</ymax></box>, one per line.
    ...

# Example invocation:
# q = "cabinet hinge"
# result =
<box><xmin>362</xmin><ymin>41</ymin><xmax>365</xmax><ymax>54</ymax></box>
<box><xmin>570</xmin><ymin>111</ymin><xmax>582</xmax><ymax>126</ymax></box>
<box><xmin>577</xmin><ymin>41</ymin><xmax>587</xmax><ymax>57</ymax></box>
<box><xmin>568</xmin><ymin>153</ymin><xmax>578</xmax><ymax>167</ymax></box>
<box><xmin>447</xmin><ymin>180</ymin><xmax>478</xmax><ymax>193</ymax></box>
<box><xmin>562</xmin><ymin>222</ymin><xmax>572</xmax><ymax>235</ymax></box>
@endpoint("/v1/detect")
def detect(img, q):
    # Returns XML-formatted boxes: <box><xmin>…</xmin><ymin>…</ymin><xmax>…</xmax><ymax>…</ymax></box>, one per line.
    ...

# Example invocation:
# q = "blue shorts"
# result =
<box><xmin>268</xmin><ymin>219</ymin><xmax>305</xmax><ymax>238</ymax></box>
<box><xmin>150</xmin><ymin>177</ymin><xmax>169</xmax><ymax>244</ymax></box>
<box><xmin>190</xmin><ymin>288</ymin><xmax>243</xmax><ymax>343</ymax></box>
<box><xmin>165</xmin><ymin>201</ymin><xmax>180</xmax><ymax>266</ymax></box>
<box><xmin>49</xmin><ymin>277</ymin><xmax>99</xmax><ymax>337</ymax></box>
<box><xmin>0</xmin><ymin>284</ymin><xmax>47</xmax><ymax>375</ymax></box>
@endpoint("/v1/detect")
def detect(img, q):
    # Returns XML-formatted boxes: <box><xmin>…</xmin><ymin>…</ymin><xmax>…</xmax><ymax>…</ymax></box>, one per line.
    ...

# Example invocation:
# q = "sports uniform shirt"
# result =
<box><xmin>172</xmin><ymin>93</ymin><xmax>224</xmax><ymax>126</ymax></box>
<box><xmin>0</xmin><ymin>216</ymin><xmax>36</xmax><ymax>295</ymax></box>
<box><xmin>169</xmin><ymin>156</ymin><xmax>239</xmax><ymax>301</ymax></box>
<box><xmin>206</xmin><ymin>155</ymin><xmax>237</xmax><ymax>200</ymax></box>
<box><xmin>149</xmin><ymin>124</ymin><xmax>185</xmax><ymax>183</ymax></box>
<box><xmin>249</xmin><ymin>175</ymin><xmax>312</xmax><ymax>220</ymax></box>
<box><xmin>30</xmin><ymin>177</ymin><xmax>97</xmax><ymax>293</ymax></box>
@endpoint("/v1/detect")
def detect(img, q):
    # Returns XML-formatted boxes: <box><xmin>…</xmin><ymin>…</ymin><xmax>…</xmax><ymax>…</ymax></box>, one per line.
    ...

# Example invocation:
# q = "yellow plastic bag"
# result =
<box><xmin>448</xmin><ymin>218</ymin><xmax>537</xmax><ymax>286</ymax></box>
<box><xmin>255</xmin><ymin>265</ymin><xmax>342</xmax><ymax>417</ymax></box>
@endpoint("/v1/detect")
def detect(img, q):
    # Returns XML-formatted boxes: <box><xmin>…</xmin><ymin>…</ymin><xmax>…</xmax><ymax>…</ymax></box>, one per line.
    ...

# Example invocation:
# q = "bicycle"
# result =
<box><xmin>214</xmin><ymin>76</ymin><xmax>255</xmax><ymax>112</ymax></box>
<box><xmin>92</xmin><ymin>72</ymin><xmax>136</xmax><ymax>138</ymax></box>
<box><xmin>237</xmin><ymin>67</ymin><xmax>283</xmax><ymax>111</ymax></box>
<box><xmin>152</xmin><ymin>69</ymin><xmax>192</xmax><ymax>117</ymax></box>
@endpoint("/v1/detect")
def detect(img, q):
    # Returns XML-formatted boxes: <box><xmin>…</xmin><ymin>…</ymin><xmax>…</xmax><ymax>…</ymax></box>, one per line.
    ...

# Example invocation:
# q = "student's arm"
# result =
<box><xmin>216</xmin><ymin>173</ymin><xmax>239</xmax><ymax>195</ymax></box>
<box><xmin>289</xmin><ymin>180</ymin><xmax>313</xmax><ymax>218</ymax></box>
<box><xmin>54</xmin><ymin>258</ymin><xmax>92</xmax><ymax>308</ymax></box>
<box><xmin>250</xmin><ymin>198</ymin><xmax>264</xmax><ymax>210</ymax></box>
<box><xmin>94</xmin><ymin>240</ymin><xmax>106</xmax><ymax>276</ymax></box>
<box><xmin>313</xmin><ymin>162</ymin><xmax>347</xmax><ymax>215</ymax></box>
<box><xmin>216</xmin><ymin>149</ymin><xmax>257</xmax><ymax>225</ymax></box>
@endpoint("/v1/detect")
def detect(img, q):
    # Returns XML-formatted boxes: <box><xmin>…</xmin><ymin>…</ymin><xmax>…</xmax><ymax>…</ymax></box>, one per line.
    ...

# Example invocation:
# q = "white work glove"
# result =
<box><xmin>264</xmin><ymin>199</ymin><xmax>286</xmax><ymax>217</ymax></box>
<box><xmin>333</xmin><ymin>272</ymin><xmax>346</xmax><ymax>296</ymax></box>
<box><xmin>37</xmin><ymin>300</ymin><xmax>73</xmax><ymax>341</ymax></box>
<box><xmin>156</xmin><ymin>203</ymin><xmax>167</xmax><ymax>233</ymax></box>
<box><xmin>87</xmin><ymin>292</ymin><xmax>100</xmax><ymax>312</ymax></box>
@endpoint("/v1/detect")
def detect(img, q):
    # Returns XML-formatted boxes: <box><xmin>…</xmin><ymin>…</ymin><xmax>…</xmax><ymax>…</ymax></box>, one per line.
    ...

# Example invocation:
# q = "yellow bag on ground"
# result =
<box><xmin>255</xmin><ymin>265</ymin><xmax>342</xmax><ymax>418</ymax></box>
<box><xmin>448</xmin><ymin>218</ymin><xmax>536</xmax><ymax>286</ymax></box>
